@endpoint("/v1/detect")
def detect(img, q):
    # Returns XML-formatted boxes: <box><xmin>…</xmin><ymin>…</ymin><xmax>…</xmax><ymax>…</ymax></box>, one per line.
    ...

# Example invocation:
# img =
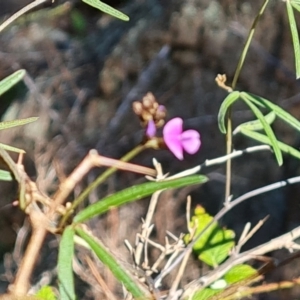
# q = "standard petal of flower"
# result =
<box><xmin>181</xmin><ymin>130</ymin><xmax>201</xmax><ymax>154</ymax></box>
<box><xmin>163</xmin><ymin>118</ymin><xmax>184</xmax><ymax>160</ymax></box>
<box><xmin>163</xmin><ymin>118</ymin><xmax>183</xmax><ymax>137</ymax></box>
<box><xmin>146</xmin><ymin>120</ymin><xmax>156</xmax><ymax>137</ymax></box>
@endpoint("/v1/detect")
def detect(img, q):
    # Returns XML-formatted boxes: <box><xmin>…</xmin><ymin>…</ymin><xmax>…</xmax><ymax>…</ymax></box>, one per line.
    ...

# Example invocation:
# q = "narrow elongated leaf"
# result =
<box><xmin>240</xmin><ymin>94</ymin><xmax>283</xmax><ymax>165</ymax></box>
<box><xmin>82</xmin><ymin>0</ymin><xmax>129</xmax><ymax>21</ymax></box>
<box><xmin>242</xmin><ymin>92</ymin><xmax>300</xmax><ymax>132</ymax></box>
<box><xmin>286</xmin><ymin>0</ymin><xmax>300</xmax><ymax>78</ymax></box>
<box><xmin>74</xmin><ymin>175</ymin><xmax>208</xmax><ymax>223</ymax></box>
<box><xmin>218</xmin><ymin>91</ymin><xmax>240</xmax><ymax>133</ymax></box>
<box><xmin>58</xmin><ymin>227</ymin><xmax>75</xmax><ymax>300</ymax></box>
<box><xmin>233</xmin><ymin>111</ymin><xmax>276</xmax><ymax>135</ymax></box>
<box><xmin>0</xmin><ymin>143</ymin><xmax>25</xmax><ymax>153</ymax></box>
<box><xmin>0</xmin><ymin>117</ymin><xmax>38</xmax><ymax>130</ymax></box>
<box><xmin>75</xmin><ymin>226</ymin><xmax>150</xmax><ymax>299</ymax></box>
<box><xmin>292</xmin><ymin>1</ymin><xmax>300</xmax><ymax>13</ymax></box>
<box><xmin>240</xmin><ymin>128</ymin><xmax>300</xmax><ymax>160</ymax></box>
<box><xmin>0</xmin><ymin>69</ymin><xmax>26</xmax><ymax>97</ymax></box>
<box><xmin>0</xmin><ymin>169</ymin><xmax>13</xmax><ymax>181</ymax></box>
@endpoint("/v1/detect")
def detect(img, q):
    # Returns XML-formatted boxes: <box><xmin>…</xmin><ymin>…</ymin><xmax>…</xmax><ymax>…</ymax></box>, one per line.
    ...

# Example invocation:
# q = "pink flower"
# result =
<box><xmin>146</xmin><ymin>119</ymin><xmax>156</xmax><ymax>138</ymax></box>
<box><xmin>163</xmin><ymin>118</ymin><xmax>201</xmax><ymax>160</ymax></box>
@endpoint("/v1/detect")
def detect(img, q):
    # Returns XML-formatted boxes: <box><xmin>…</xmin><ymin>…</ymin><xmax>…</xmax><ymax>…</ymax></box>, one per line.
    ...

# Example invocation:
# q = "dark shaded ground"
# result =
<box><xmin>0</xmin><ymin>0</ymin><xmax>300</xmax><ymax>299</ymax></box>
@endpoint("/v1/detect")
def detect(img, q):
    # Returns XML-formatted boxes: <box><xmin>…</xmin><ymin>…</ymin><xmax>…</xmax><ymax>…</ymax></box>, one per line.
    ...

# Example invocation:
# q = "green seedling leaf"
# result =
<box><xmin>75</xmin><ymin>226</ymin><xmax>150</xmax><ymax>299</ymax></box>
<box><xmin>74</xmin><ymin>175</ymin><xmax>207</xmax><ymax>223</ymax></box>
<box><xmin>240</xmin><ymin>93</ymin><xmax>283</xmax><ymax>165</ymax></box>
<box><xmin>218</xmin><ymin>91</ymin><xmax>241</xmax><ymax>133</ymax></box>
<box><xmin>82</xmin><ymin>0</ymin><xmax>129</xmax><ymax>21</ymax></box>
<box><xmin>58</xmin><ymin>227</ymin><xmax>75</xmax><ymax>300</ymax></box>
<box><xmin>0</xmin><ymin>70</ymin><xmax>26</xmax><ymax>97</ymax></box>
<box><xmin>233</xmin><ymin>111</ymin><xmax>276</xmax><ymax>135</ymax></box>
<box><xmin>185</xmin><ymin>206</ymin><xmax>235</xmax><ymax>267</ymax></box>
<box><xmin>191</xmin><ymin>265</ymin><xmax>257</xmax><ymax>300</ymax></box>
<box><xmin>0</xmin><ymin>169</ymin><xmax>13</xmax><ymax>181</ymax></box>
<box><xmin>239</xmin><ymin>127</ymin><xmax>300</xmax><ymax>160</ymax></box>
<box><xmin>224</xmin><ymin>264</ymin><xmax>257</xmax><ymax>284</ymax></box>
<box><xmin>192</xmin><ymin>288</ymin><xmax>220</xmax><ymax>300</ymax></box>
<box><xmin>241</xmin><ymin>92</ymin><xmax>300</xmax><ymax>133</ymax></box>
<box><xmin>286</xmin><ymin>1</ymin><xmax>300</xmax><ymax>78</ymax></box>
<box><xmin>36</xmin><ymin>286</ymin><xmax>57</xmax><ymax>300</ymax></box>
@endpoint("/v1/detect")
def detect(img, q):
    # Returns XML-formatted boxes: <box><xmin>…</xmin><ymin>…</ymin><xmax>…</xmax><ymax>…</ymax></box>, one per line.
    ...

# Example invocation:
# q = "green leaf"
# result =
<box><xmin>0</xmin><ymin>70</ymin><xmax>26</xmax><ymax>97</ymax></box>
<box><xmin>0</xmin><ymin>143</ymin><xmax>25</xmax><ymax>153</ymax></box>
<box><xmin>292</xmin><ymin>1</ymin><xmax>300</xmax><ymax>13</ymax></box>
<box><xmin>233</xmin><ymin>111</ymin><xmax>276</xmax><ymax>135</ymax></box>
<box><xmin>0</xmin><ymin>169</ymin><xmax>13</xmax><ymax>181</ymax></box>
<box><xmin>36</xmin><ymin>286</ymin><xmax>57</xmax><ymax>300</ymax></box>
<box><xmin>74</xmin><ymin>175</ymin><xmax>207</xmax><ymax>223</ymax></box>
<box><xmin>185</xmin><ymin>206</ymin><xmax>235</xmax><ymax>267</ymax></box>
<box><xmin>218</xmin><ymin>91</ymin><xmax>241</xmax><ymax>133</ymax></box>
<box><xmin>0</xmin><ymin>117</ymin><xmax>38</xmax><ymax>131</ymax></box>
<box><xmin>286</xmin><ymin>0</ymin><xmax>300</xmax><ymax>78</ymax></box>
<box><xmin>224</xmin><ymin>264</ymin><xmax>257</xmax><ymax>284</ymax></box>
<box><xmin>240</xmin><ymin>93</ymin><xmax>283</xmax><ymax>165</ymax></box>
<box><xmin>192</xmin><ymin>288</ymin><xmax>220</xmax><ymax>300</ymax></box>
<box><xmin>241</xmin><ymin>92</ymin><xmax>300</xmax><ymax>133</ymax></box>
<box><xmin>58</xmin><ymin>227</ymin><xmax>75</xmax><ymax>300</ymax></box>
<box><xmin>75</xmin><ymin>226</ymin><xmax>150</xmax><ymax>299</ymax></box>
<box><xmin>239</xmin><ymin>127</ymin><xmax>300</xmax><ymax>160</ymax></box>
<box><xmin>81</xmin><ymin>0</ymin><xmax>129</xmax><ymax>21</ymax></box>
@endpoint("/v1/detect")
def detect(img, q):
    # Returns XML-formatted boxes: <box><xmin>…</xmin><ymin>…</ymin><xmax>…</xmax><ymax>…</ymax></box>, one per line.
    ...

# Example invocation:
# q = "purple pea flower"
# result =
<box><xmin>163</xmin><ymin>117</ymin><xmax>201</xmax><ymax>160</ymax></box>
<box><xmin>146</xmin><ymin>119</ymin><xmax>156</xmax><ymax>138</ymax></box>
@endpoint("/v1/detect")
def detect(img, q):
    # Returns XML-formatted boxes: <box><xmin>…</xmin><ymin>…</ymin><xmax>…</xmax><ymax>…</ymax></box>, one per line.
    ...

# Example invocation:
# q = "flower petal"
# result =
<box><xmin>163</xmin><ymin>118</ymin><xmax>183</xmax><ymax>137</ymax></box>
<box><xmin>181</xmin><ymin>129</ymin><xmax>201</xmax><ymax>154</ymax></box>
<box><xmin>146</xmin><ymin>120</ymin><xmax>156</xmax><ymax>137</ymax></box>
<box><xmin>163</xmin><ymin>118</ymin><xmax>184</xmax><ymax>160</ymax></box>
<box><xmin>165</xmin><ymin>137</ymin><xmax>184</xmax><ymax>160</ymax></box>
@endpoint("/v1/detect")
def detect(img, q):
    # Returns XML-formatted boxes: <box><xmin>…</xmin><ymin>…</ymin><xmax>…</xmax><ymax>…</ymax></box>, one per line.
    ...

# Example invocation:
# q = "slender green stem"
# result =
<box><xmin>60</xmin><ymin>144</ymin><xmax>148</xmax><ymax>227</ymax></box>
<box><xmin>225</xmin><ymin>0</ymin><xmax>270</xmax><ymax>202</ymax></box>
<box><xmin>231</xmin><ymin>0</ymin><xmax>270</xmax><ymax>89</ymax></box>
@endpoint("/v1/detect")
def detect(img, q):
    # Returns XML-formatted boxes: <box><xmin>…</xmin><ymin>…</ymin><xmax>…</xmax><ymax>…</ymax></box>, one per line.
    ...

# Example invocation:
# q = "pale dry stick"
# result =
<box><xmin>166</xmin><ymin>145</ymin><xmax>271</xmax><ymax>181</ymax></box>
<box><xmin>85</xmin><ymin>256</ymin><xmax>118</xmax><ymax>300</ymax></box>
<box><xmin>234</xmin><ymin>217</ymin><xmax>269</xmax><ymax>254</ymax></box>
<box><xmin>143</xmin><ymin>224</ymin><xmax>154</xmax><ymax>270</ymax></box>
<box><xmin>12</xmin><ymin>150</ymin><xmax>156</xmax><ymax>295</ymax></box>
<box><xmin>134</xmin><ymin>192</ymin><xmax>162</xmax><ymax>266</ymax></box>
<box><xmin>0</xmin><ymin>0</ymin><xmax>50</xmax><ymax>33</ymax></box>
<box><xmin>183</xmin><ymin>225</ymin><xmax>300</xmax><ymax>297</ymax></box>
<box><xmin>155</xmin><ymin>175</ymin><xmax>300</xmax><ymax>286</ymax></box>
<box><xmin>167</xmin><ymin>197</ymin><xmax>193</xmax><ymax>300</ymax></box>
<box><xmin>11</xmin><ymin>227</ymin><xmax>47</xmax><ymax>296</ymax></box>
<box><xmin>135</xmin><ymin>159</ymin><xmax>166</xmax><ymax>266</ymax></box>
<box><xmin>52</xmin><ymin>149</ymin><xmax>156</xmax><ymax>211</ymax></box>
<box><xmin>167</xmin><ymin>247</ymin><xmax>192</xmax><ymax>300</ymax></box>
<box><xmin>221</xmin><ymin>277</ymin><xmax>300</xmax><ymax>300</ymax></box>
